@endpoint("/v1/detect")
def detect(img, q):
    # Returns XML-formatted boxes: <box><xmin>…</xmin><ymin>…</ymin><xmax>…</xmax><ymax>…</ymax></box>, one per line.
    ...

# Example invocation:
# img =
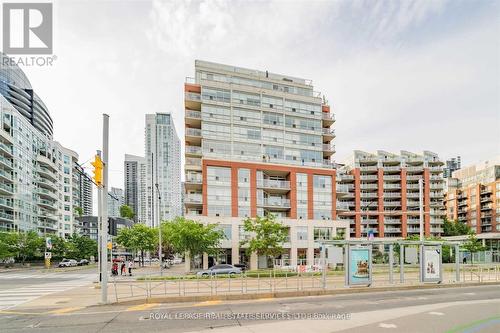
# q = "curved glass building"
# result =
<box><xmin>0</xmin><ymin>53</ymin><xmax>91</xmax><ymax>236</ymax></box>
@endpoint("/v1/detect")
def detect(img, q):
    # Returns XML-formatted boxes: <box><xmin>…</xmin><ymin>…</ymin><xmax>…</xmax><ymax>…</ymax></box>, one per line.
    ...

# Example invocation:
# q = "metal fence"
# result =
<box><xmin>111</xmin><ymin>264</ymin><xmax>500</xmax><ymax>303</ymax></box>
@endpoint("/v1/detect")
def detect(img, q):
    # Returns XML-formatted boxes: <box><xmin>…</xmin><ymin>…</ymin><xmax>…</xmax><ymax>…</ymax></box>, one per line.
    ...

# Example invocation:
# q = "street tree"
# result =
<box><xmin>443</xmin><ymin>218</ymin><xmax>472</xmax><ymax>236</ymax></box>
<box><xmin>67</xmin><ymin>234</ymin><xmax>98</xmax><ymax>259</ymax></box>
<box><xmin>240</xmin><ymin>214</ymin><xmax>289</xmax><ymax>264</ymax></box>
<box><xmin>11</xmin><ymin>231</ymin><xmax>44</xmax><ymax>265</ymax></box>
<box><xmin>0</xmin><ymin>232</ymin><xmax>17</xmax><ymax>260</ymax></box>
<box><xmin>162</xmin><ymin>217</ymin><xmax>225</xmax><ymax>267</ymax></box>
<box><xmin>116</xmin><ymin>223</ymin><xmax>156</xmax><ymax>266</ymax></box>
<box><xmin>119</xmin><ymin>205</ymin><xmax>135</xmax><ymax>219</ymax></box>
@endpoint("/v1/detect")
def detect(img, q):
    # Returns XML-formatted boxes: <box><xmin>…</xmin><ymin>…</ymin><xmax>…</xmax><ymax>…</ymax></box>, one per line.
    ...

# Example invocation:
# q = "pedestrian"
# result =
<box><xmin>463</xmin><ymin>257</ymin><xmax>467</xmax><ymax>264</ymax></box>
<box><xmin>128</xmin><ymin>260</ymin><xmax>133</xmax><ymax>276</ymax></box>
<box><xmin>111</xmin><ymin>262</ymin><xmax>118</xmax><ymax>276</ymax></box>
<box><xmin>121</xmin><ymin>262</ymin><xmax>126</xmax><ymax>276</ymax></box>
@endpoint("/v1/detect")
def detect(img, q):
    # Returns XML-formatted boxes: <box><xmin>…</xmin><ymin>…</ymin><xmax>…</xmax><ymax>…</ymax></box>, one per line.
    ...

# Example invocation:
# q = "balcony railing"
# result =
<box><xmin>322</xmin><ymin>144</ymin><xmax>335</xmax><ymax>152</ymax></box>
<box><xmin>261</xmin><ymin>198</ymin><xmax>290</xmax><ymax>208</ymax></box>
<box><xmin>360</xmin><ymin>184</ymin><xmax>378</xmax><ymax>189</ymax></box>
<box><xmin>360</xmin><ymin>192</ymin><xmax>378</xmax><ymax>198</ymax></box>
<box><xmin>185</xmin><ymin>194</ymin><xmax>202</xmax><ymax>204</ymax></box>
<box><xmin>257</xmin><ymin>179</ymin><xmax>290</xmax><ymax>190</ymax></box>
<box><xmin>0</xmin><ymin>183</ymin><xmax>13</xmax><ymax>194</ymax></box>
<box><xmin>186</xmin><ymin>158</ymin><xmax>202</xmax><ymax>166</ymax></box>
<box><xmin>322</xmin><ymin>113</ymin><xmax>335</xmax><ymax>121</ymax></box>
<box><xmin>186</xmin><ymin>128</ymin><xmax>202</xmax><ymax>137</ymax></box>
<box><xmin>360</xmin><ymin>175</ymin><xmax>377</xmax><ymax>180</ymax></box>
<box><xmin>385</xmin><ymin>228</ymin><xmax>401</xmax><ymax>233</ymax></box>
<box><xmin>383</xmin><ymin>193</ymin><xmax>401</xmax><ymax>198</ymax></box>
<box><xmin>185</xmin><ymin>176</ymin><xmax>202</xmax><ymax>184</ymax></box>
<box><xmin>185</xmin><ymin>146</ymin><xmax>202</xmax><ymax>155</ymax></box>
<box><xmin>336</xmin><ymin>184</ymin><xmax>349</xmax><ymax>193</ymax></box>
<box><xmin>383</xmin><ymin>166</ymin><xmax>401</xmax><ymax>172</ymax></box>
<box><xmin>185</xmin><ymin>110</ymin><xmax>201</xmax><ymax>119</ymax></box>
<box><xmin>185</xmin><ymin>92</ymin><xmax>201</xmax><ymax>101</ymax></box>
<box><xmin>383</xmin><ymin>175</ymin><xmax>400</xmax><ymax>180</ymax></box>
<box><xmin>336</xmin><ymin>202</ymin><xmax>350</xmax><ymax>210</ymax></box>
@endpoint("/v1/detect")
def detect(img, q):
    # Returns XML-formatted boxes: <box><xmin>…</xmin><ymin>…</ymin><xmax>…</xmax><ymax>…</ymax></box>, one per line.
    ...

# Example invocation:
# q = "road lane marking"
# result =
<box><xmin>428</xmin><ymin>311</ymin><xmax>445</xmax><ymax>316</ymax></box>
<box><xmin>379</xmin><ymin>323</ymin><xmax>397</xmax><ymax>328</ymax></box>
<box><xmin>49</xmin><ymin>307</ymin><xmax>84</xmax><ymax>314</ymax></box>
<box><xmin>192</xmin><ymin>300</ymin><xmax>222</xmax><ymax>307</ymax></box>
<box><xmin>126</xmin><ymin>303</ymin><xmax>159</xmax><ymax>312</ymax></box>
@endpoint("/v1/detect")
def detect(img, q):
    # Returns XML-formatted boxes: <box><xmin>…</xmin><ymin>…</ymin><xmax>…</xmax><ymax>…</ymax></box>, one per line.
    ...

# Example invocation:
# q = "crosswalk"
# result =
<box><xmin>0</xmin><ymin>274</ymin><xmax>94</xmax><ymax>310</ymax></box>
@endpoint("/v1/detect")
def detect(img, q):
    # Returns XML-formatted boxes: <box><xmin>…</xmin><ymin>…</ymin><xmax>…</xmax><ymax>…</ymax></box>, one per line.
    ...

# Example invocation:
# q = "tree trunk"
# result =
<box><xmin>141</xmin><ymin>250</ymin><xmax>144</xmax><ymax>267</ymax></box>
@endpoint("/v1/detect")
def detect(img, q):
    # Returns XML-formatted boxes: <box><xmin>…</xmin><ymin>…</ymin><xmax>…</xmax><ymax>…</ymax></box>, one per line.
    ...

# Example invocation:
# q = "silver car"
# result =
<box><xmin>197</xmin><ymin>264</ymin><xmax>242</xmax><ymax>276</ymax></box>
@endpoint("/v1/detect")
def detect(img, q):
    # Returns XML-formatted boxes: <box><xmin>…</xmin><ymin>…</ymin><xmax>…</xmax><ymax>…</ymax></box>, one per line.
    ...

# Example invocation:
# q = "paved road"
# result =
<box><xmin>0</xmin><ymin>284</ymin><xmax>499</xmax><ymax>332</ymax></box>
<box><xmin>0</xmin><ymin>267</ymin><xmax>96</xmax><ymax>310</ymax></box>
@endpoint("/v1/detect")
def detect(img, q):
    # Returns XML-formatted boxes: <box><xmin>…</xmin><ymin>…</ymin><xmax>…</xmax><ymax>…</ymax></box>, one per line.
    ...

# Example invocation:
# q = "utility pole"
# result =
<box><xmin>96</xmin><ymin>150</ymin><xmax>102</xmax><ymax>283</ymax></box>
<box><xmin>419</xmin><ymin>178</ymin><xmax>424</xmax><ymax>242</ymax></box>
<box><xmin>100</xmin><ymin>114</ymin><xmax>109</xmax><ymax>304</ymax></box>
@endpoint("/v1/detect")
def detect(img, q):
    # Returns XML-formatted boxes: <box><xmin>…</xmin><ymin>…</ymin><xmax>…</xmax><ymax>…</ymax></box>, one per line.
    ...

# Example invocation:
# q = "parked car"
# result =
<box><xmin>172</xmin><ymin>258</ymin><xmax>182</xmax><ymax>265</ymax></box>
<box><xmin>58</xmin><ymin>259</ymin><xmax>77</xmax><ymax>267</ymax></box>
<box><xmin>77</xmin><ymin>259</ymin><xmax>89</xmax><ymax>266</ymax></box>
<box><xmin>197</xmin><ymin>264</ymin><xmax>242</xmax><ymax>276</ymax></box>
<box><xmin>233</xmin><ymin>263</ymin><xmax>248</xmax><ymax>272</ymax></box>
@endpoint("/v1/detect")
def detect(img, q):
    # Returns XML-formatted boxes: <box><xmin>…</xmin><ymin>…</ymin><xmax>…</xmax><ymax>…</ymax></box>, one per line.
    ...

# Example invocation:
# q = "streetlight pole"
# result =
<box><xmin>100</xmin><ymin>114</ymin><xmax>109</xmax><ymax>304</ymax></box>
<box><xmin>155</xmin><ymin>183</ymin><xmax>162</xmax><ymax>275</ymax></box>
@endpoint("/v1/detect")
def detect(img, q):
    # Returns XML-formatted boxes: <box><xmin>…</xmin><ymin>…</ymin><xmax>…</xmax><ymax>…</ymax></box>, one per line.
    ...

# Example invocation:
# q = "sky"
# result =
<box><xmin>21</xmin><ymin>0</ymin><xmax>500</xmax><ymax>193</ymax></box>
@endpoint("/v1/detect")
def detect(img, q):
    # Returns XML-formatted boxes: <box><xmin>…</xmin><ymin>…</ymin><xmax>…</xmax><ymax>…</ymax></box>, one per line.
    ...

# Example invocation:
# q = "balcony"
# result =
<box><xmin>322</xmin><ymin>127</ymin><xmax>335</xmax><ymax>139</ymax></box>
<box><xmin>322</xmin><ymin>112</ymin><xmax>335</xmax><ymax>126</ymax></box>
<box><xmin>360</xmin><ymin>175</ymin><xmax>377</xmax><ymax>181</ymax></box>
<box><xmin>0</xmin><ymin>169</ymin><xmax>13</xmax><ymax>182</ymax></box>
<box><xmin>360</xmin><ymin>192</ymin><xmax>378</xmax><ymax>198</ymax></box>
<box><xmin>185</xmin><ymin>109</ymin><xmax>201</xmax><ymax>127</ymax></box>
<box><xmin>0</xmin><ymin>155</ymin><xmax>13</xmax><ymax>170</ymax></box>
<box><xmin>37</xmin><ymin>188</ymin><xmax>58</xmax><ymax>201</ymax></box>
<box><xmin>37</xmin><ymin>166</ymin><xmax>57</xmax><ymax>182</ymax></box>
<box><xmin>339</xmin><ymin>174</ymin><xmax>354</xmax><ymax>182</ymax></box>
<box><xmin>185</xmin><ymin>157</ymin><xmax>202</xmax><ymax>170</ymax></box>
<box><xmin>406</xmin><ymin>166</ymin><xmax>423</xmax><ymax>172</ymax></box>
<box><xmin>257</xmin><ymin>179</ymin><xmax>291</xmax><ymax>193</ymax></box>
<box><xmin>383</xmin><ymin>175</ymin><xmax>400</xmax><ymax>181</ymax></box>
<box><xmin>185</xmin><ymin>92</ymin><xmax>201</xmax><ymax>110</ymax></box>
<box><xmin>384</xmin><ymin>184</ymin><xmax>401</xmax><ymax>189</ymax></box>
<box><xmin>38</xmin><ymin>198</ymin><xmax>57</xmax><ymax>210</ymax></box>
<box><xmin>384</xmin><ymin>218</ymin><xmax>401</xmax><ymax>224</ymax></box>
<box><xmin>37</xmin><ymin>177</ymin><xmax>57</xmax><ymax>191</ymax></box>
<box><xmin>385</xmin><ymin>227</ymin><xmax>401</xmax><ymax>233</ymax></box>
<box><xmin>185</xmin><ymin>128</ymin><xmax>202</xmax><ymax>146</ymax></box>
<box><xmin>383</xmin><ymin>166</ymin><xmax>401</xmax><ymax>172</ymax></box>
<box><xmin>0</xmin><ymin>183</ymin><xmax>13</xmax><ymax>195</ymax></box>
<box><xmin>361</xmin><ymin>218</ymin><xmax>378</xmax><ymax>224</ymax></box>
<box><xmin>322</xmin><ymin>143</ymin><xmax>335</xmax><ymax>156</ymax></box>
<box><xmin>360</xmin><ymin>165</ymin><xmax>378</xmax><ymax>172</ymax></box>
<box><xmin>185</xmin><ymin>145</ymin><xmax>202</xmax><ymax>157</ymax></box>
<box><xmin>429</xmin><ymin>166</ymin><xmax>443</xmax><ymax>173</ymax></box>
<box><xmin>430</xmin><ymin>227</ymin><xmax>444</xmax><ymax>233</ymax></box>
<box><xmin>0</xmin><ymin>142</ymin><xmax>13</xmax><ymax>157</ymax></box>
<box><xmin>185</xmin><ymin>194</ymin><xmax>203</xmax><ymax>205</ymax></box>
<box><xmin>406</xmin><ymin>201</ymin><xmax>419</xmax><ymax>207</ymax></box>
<box><xmin>260</xmin><ymin>198</ymin><xmax>290</xmax><ymax>209</ymax></box>
<box><xmin>406</xmin><ymin>192</ymin><xmax>419</xmax><ymax>198</ymax></box>
<box><xmin>336</xmin><ymin>201</ymin><xmax>350</xmax><ymax>211</ymax></box>
<box><xmin>384</xmin><ymin>201</ymin><xmax>401</xmax><ymax>207</ymax></box>
<box><xmin>406</xmin><ymin>175</ymin><xmax>423</xmax><ymax>181</ymax></box>
<box><xmin>383</xmin><ymin>192</ymin><xmax>401</xmax><ymax>198</ymax></box>
<box><xmin>0</xmin><ymin>210</ymin><xmax>14</xmax><ymax>222</ymax></box>
<box><xmin>336</xmin><ymin>184</ymin><xmax>350</xmax><ymax>195</ymax></box>
<box><xmin>0</xmin><ymin>198</ymin><xmax>13</xmax><ymax>209</ymax></box>
<box><xmin>360</xmin><ymin>184</ymin><xmax>378</xmax><ymax>190</ymax></box>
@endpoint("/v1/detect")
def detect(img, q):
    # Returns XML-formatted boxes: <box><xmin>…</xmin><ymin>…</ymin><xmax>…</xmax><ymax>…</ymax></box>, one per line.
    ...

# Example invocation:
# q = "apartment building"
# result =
<box><xmin>124</xmin><ymin>154</ymin><xmax>147</xmax><ymax>222</ymax></box>
<box><xmin>444</xmin><ymin>156</ymin><xmax>462</xmax><ymax>178</ymax></box>
<box><xmin>184</xmin><ymin>60</ymin><xmax>348</xmax><ymax>269</ymax></box>
<box><xmin>145</xmin><ymin>113</ymin><xmax>182</xmax><ymax>226</ymax></box>
<box><xmin>445</xmin><ymin>157</ymin><xmax>500</xmax><ymax>234</ymax></box>
<box><xmin>0</xmin><ymin>53</ymin><xmax>84</xmax><ymax>237</ymax></box>
<box><xmin>336</xmin><ymin>150</ymin><xmax>446</xmax><ymax>239</ymax></box>
<box><xmin>107</xmin><ymin>187</ymin><xmax>124</xmax><ymax>218</ymax></box>
<box><xmin>74</xmin><ymin>163</ymin><xmax>93</xmax><ymax>216</ymax></box>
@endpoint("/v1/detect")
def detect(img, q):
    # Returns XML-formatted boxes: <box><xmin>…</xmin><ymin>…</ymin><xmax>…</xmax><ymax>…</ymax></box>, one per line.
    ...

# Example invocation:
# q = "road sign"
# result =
<box><xmin>46</xmin><ymin>237</ymin><xmax>52</xmax><ymax>250</ymax></box>
<box><xmin>45</xmin><ymin>252</ymin><xmax>52</xmax><ymax>259</ymax></box>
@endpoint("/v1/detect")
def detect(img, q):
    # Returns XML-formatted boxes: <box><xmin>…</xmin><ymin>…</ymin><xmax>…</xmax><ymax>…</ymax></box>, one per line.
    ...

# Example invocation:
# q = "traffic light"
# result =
<box><xmin>91</xmin><ymin>155</ymin><xmax>103</xmax><ymax>186</ymax></box>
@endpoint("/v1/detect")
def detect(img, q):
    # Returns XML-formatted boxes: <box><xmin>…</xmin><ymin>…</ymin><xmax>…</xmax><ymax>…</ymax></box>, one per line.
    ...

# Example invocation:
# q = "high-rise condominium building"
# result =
<box><xmin>444</xmin><ymin>156</ymin><xmax>461</xmax><ymax>178</ymax></box>
<box><xmin>107</xmin><ymin>187</ymin><xmax>124</xmax><ymax>218</ymax></box>
<box><xmin>145</xmin><ymin>113</ymin><xmax>181</xmax><ymax>226</ymax></box>
<box><xmin>336</xmin><ymin>150</ymin><xmax>446</xmax><ymax>239</ymax></box>
<box><xmin>445</xmin><ymin>157</ymin><xmax>500</xmax><ymax>234</ymax></box>
<box><xmin>124</xmin><ymin>154</ymin><xmax>147</xmax><ymax>222</ymax></box>
<box><xmin>0</xmin><ymin>53</ymin><xmax>85</xmax><ymax>237</ymax></box>
<box><xmin>184</xmin><ymin>60</ymin><xmax>348</xmax><ymax>269</ymax></box>
<box><xmin>74</xmin><ymin>163</ymin><xmax>93</xmax><ymax>216</ymax></box>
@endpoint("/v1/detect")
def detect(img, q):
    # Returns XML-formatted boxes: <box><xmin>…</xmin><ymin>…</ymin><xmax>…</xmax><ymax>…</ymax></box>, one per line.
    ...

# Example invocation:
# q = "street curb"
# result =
<box><xmin>110</xmin><ymin>281</ymin><xmax>500</xmax><ymax>306</ymax></box>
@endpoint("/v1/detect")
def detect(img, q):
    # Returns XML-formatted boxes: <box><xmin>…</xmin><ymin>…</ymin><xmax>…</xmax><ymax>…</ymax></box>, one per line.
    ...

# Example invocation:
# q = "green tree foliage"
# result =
<box><xmin>443</xmin><ymin>218</ymin><xmax>472</xmax><ymax>236</ymax></box>
<box><xmin>0</xmin><ymin>232</ymin><xmax>17</xmax><ymax>259</ymax></box>
<box><xmin>461</xmin><ymin>232</ymin><xmax>486</xmax><ymax>265</ymax></box>
<box><xmin>119</xmin><ymin>205</ymin><xmax>135</xmax><ymax>219</ymax></box>
<box><xmin>161</xmin><ymin>217</ymin><xmax>225</xmax><ymax>260</ymax></box>
<box><xmin>49</xmin><ymin>235</ymin><xmax>69</xmax><ymax>260</ymax></box>
<box><xmin>11</xmin><ymin>231</ymin><xmax>44</xmax><ymax>264</ymax></box>
<box><xmin>240</xmin><ymin>214</ymin><xmax>289</xmax><ymax>258</ymax></box>
<box><xmin>116</xmin><ymin>223</ymin><xmax>156</xmax><ymax>266</ymax></box>
<box><xmin>74</xmin><ymin>206</ymin><xmax>83</xmax><ymax>217</ymax></box>
<box><xmin>67</xmin><ymin>234</ymin><xmax>98</xmax><ymax>259</ymax></box>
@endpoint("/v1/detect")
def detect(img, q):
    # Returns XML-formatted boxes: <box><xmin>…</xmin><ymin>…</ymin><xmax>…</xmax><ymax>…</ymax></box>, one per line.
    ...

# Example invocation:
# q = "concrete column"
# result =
<box><xmin>203</xmin><ymin>252</ymin><xmax>209</xmax><ymax>269</ymax></box>
<box><xmin>290</xmin><ymin>225</ymin><xmax>297</xmax><ymax>266</ymax></box>
<box><xmin>250</xmin><ymin>252</ymin><xmax>258</xmax><ymax>270</ymax></box>
<box><xmin>291</xmin><ymin>246</ymin><xmax>298</xmax><ymax>267</ymax></box>
<box><xmin>231</xmin><ymin>246</ymin><xmax>239</xmax><ymax>265</ymax></box>
<box><xmin>184</xmin><ymin>251</ymin><xmax>191</xmax><ymax>273</ymax></box>
<box><xmin>307</xmin><ymin>224</ymin><xmax>315</xmax><ymax>265</ymax></box>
